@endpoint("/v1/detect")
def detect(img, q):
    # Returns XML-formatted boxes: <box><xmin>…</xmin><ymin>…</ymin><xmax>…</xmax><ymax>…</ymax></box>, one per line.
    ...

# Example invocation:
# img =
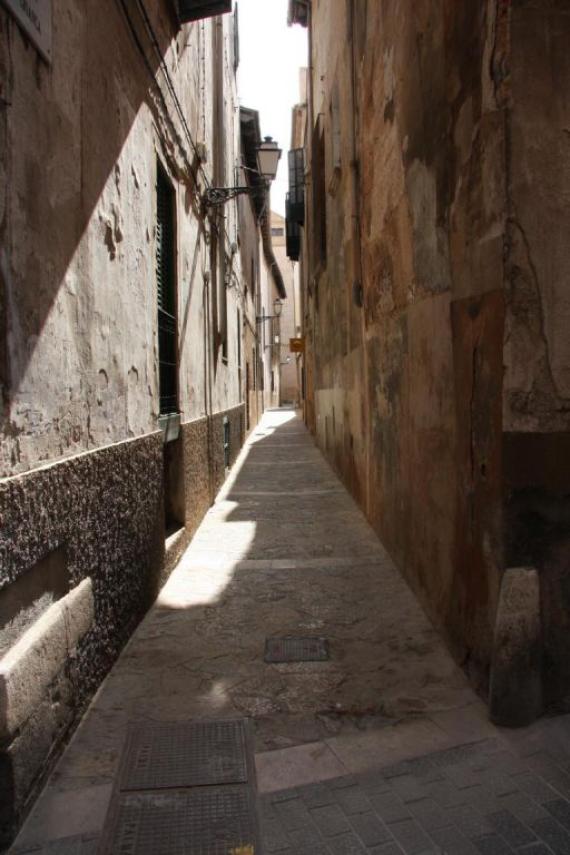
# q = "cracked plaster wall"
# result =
<box><xmin>0</xmin><ymin>2</ymin><xmax>249</xmax><ymax>843</ymax></box>
<box><xmin>0</xmin><ymin>1</ymin><xmax>243</xmax><ymax>480</ymax></box>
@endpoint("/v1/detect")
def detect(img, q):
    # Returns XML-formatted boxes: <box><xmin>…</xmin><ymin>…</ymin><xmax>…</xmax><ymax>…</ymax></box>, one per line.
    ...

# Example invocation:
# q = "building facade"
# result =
<box><xmin>0</xmin><ymin>0</ymin><xmax>279</xmax><ymax>843</ymax></box>
<box><xmin>288</xmin><ymin>0</ymin><xmax>570</xmax><ymax>718</ymax></box>
<box><xmin>271</xmin><ymin>211</ymin><xmax>301</xmax><ymax>407</ymax></box>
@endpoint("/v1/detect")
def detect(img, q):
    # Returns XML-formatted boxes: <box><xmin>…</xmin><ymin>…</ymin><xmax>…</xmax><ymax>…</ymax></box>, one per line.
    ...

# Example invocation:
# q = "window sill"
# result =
<box><xmin>158</xmin><ymin>412</ymin><xmax>181</xmax><ymax>443</ymax></box>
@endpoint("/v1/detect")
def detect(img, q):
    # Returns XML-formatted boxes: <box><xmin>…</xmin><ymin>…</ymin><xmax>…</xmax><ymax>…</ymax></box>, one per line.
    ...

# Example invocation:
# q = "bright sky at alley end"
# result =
<box><xmin>238</xmin><ymin>0</ymin><xmax>308</xmax><ymax>217</ymax></box>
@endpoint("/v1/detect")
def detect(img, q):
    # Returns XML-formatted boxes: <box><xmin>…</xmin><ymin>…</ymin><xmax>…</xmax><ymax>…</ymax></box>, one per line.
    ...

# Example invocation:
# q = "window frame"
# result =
<box><xmin>155</xmin><ymin>160</ymin><xmax>179</xmax><ymax>417</ymax></box>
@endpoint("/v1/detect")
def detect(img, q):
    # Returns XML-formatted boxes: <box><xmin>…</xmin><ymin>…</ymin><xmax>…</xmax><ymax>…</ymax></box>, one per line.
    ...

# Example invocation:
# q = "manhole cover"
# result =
<box><xmin>119</xmin><ymin>720</ymin><xmax>250</xmax><ymax>791</ymax></box>
<box><xmin>264</xmin><ymin>637</ymin><xmax>329</xmax><ymax>663</ymax></box>
<box><xmin>98</xmin><ymin>786</ymin><xmax>258</xmax><ymax>855</ymax></box>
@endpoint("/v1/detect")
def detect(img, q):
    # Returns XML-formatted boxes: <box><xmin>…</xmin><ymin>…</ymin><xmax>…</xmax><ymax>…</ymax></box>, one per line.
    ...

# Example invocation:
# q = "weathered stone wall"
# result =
<box><xmin>0</xmin><ymin>1</ymin><xmax>252</xmax><ymax>844</ymax></box>
<box><xmin>258</xmin><ymin>235</ymin><xmax>282</xmax><ymax>410</ymax></box>
<box><xmin>271</xmin><ymin>213</ymin><xmax>299</xmax><ymax>405</ymax></box>
<box><xmin>305</xmin><ymin>2</ymin><xmax>505</xmax><ymax>686</ymax></box>
<box><xmin>0</xmin><ymin>1</ymin><xmax>243</xmax><ymax>478</ymax></box>
<box><xmin>502</xmin><ymin>1</ymin><xmax>570</xmax><ymax>709</ymax></box>
<box><xmin>303</xmin><ymin>0</ymin><xmax>570</xmax><ymax>705</ymax></box>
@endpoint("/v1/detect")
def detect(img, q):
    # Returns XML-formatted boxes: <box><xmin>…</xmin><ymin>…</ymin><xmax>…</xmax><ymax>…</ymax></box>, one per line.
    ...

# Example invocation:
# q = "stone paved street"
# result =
<box><xmin>10</xmin><ymin>410</ymin><xmax>570</xmax><ymax>854</ymax></box>
<box><xmin>259</xmin><ymin>728</ymin><xmax>570</xmax><ymax>854</ymax></box>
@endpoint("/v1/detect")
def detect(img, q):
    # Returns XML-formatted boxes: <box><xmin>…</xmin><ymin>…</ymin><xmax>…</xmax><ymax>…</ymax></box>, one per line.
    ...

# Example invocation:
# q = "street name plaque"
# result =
<box><xmin>1</xmin><ymin>0</ymin><xmax>52</xmax><ymax>63</ymax></box>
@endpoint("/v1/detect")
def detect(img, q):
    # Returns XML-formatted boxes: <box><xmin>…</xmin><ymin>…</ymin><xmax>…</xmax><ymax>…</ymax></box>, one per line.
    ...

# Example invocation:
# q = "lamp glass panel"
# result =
<box><xmin>257</xmin><ymin>142</ymin><xmax>282</xmax><ymax>179</ymax></box>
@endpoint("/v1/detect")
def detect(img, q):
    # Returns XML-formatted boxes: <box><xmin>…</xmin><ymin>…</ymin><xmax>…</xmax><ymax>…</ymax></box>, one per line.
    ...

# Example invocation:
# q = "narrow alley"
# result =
<box><xmin>11</xmin><ymin>410</ymin><xmax>570</xmax><ymax>854</ymax></box>
<box><xmin>2</xmin><ymin>0</ymin><xmax>570</xmax><ymax>852</ymax></box>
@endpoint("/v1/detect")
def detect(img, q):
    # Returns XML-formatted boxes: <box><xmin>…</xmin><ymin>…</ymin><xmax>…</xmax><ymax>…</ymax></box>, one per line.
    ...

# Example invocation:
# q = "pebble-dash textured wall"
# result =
<box><xmin>0</xmin><ymin>432</ymin><xmax>164</xmax><ymax>844</ymax></box>
<box><xmin>180</xmin><ymin>404</ymin><xmax>245</xmax><ymax>538</ymax></box>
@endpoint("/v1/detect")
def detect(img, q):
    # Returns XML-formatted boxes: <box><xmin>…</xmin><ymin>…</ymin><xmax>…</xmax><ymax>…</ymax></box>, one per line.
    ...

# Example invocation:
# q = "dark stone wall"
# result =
<box><xmin>0</xmin><ymin>432</ymin><xmax>164</xmax><ymax>844</ymax></box>
<box><xmin>502</xmin><ymin>2</ymin><xmax>570</xmax><ymax>713</ymax></box>
<box><xmin>0</xmin><ymin>405</ymin><xmax>246</xmax><ymax>845</ymax></box>
<box><xmin>1</xmin><ymin>431</ymin><xmax>164</xmax><ymax>672</ymax></box>
<box><xmin>180</xmin><ymin>403</ymin><xmax>245</xmax><ymax>537</ymax></box>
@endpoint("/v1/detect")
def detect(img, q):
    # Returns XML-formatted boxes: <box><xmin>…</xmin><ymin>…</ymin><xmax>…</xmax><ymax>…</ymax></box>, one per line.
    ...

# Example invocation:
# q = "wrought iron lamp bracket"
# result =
<box><xmin>202</xmin><ymin>186</ymin><xmax>255</xmax><ymax>207</ymax></box>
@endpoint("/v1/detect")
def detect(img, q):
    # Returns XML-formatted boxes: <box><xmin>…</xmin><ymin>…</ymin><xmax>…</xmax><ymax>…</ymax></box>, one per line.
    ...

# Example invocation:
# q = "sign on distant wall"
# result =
<box><xmin>289</xmin><ymin>338</ymin><xmax>305</xmax><ymax>354</ymax></box>
<box><xmin>1</xmin><ymin>0</ymin><xmax>52</xmax><ymax>63</ymax></box>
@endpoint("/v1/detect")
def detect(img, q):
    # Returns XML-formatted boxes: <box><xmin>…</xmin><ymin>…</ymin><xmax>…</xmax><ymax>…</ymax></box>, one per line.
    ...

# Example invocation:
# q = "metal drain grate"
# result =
<box><xmin>119</xmin><ymin>720</ymin><xmax>249</xmax><ymax>791</ymax></box>
<box><xmin>99</xmin><ymin>786</ymin><xmax>257</xmax><ymax>855</ymax></box>
<box><xmin>264</xmin><ymin>636</ymin><xmax>329</xmax><ymax>663</ymax></box>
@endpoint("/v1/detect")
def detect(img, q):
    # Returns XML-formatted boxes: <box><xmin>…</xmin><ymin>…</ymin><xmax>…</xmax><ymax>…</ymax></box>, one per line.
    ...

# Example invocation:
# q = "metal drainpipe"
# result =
<box><xmin>306</xmin><ymin>1</ymin><xmax>315</xmax><ymax>432</ymax></box>
<box><xmin>203</xmin><ymin>269</ymin><xmax>216</xmax><ymax>505</ymax></box>
<box><xmin>348</xmin><ymin>0</ymin><xmax>370</xmax><ymax>516</ymax></box>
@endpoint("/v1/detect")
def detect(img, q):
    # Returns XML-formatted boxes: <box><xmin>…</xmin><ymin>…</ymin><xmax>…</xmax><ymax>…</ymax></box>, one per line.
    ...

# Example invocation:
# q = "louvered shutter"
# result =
<box><xmin>288</xmin><ymin>149</ymin><xmax>305</xmax><ymax>225</ymax></box>
<box><xmin>156</xmin><ymin>167</ymin><xmax>178</xmax><ymax>415</ymax></box>
<box><xmin>285</xmin><ymin>194</ymin><xmax>301</xmax><ymax>262</ymax></box>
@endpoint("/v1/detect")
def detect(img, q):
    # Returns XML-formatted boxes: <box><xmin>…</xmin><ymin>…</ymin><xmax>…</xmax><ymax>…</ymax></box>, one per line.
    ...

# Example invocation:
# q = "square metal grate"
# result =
<box><xmin>98</xmin><ymin>786</ymin><xmax>257</xmax><ymax>855</ymax></box>
<box><xmin>264</xmin><ymin>636</ymin><xmax>329</xmax><ymax>663</ymax></box>
<box><xmin>118</xmin><ymin>720</ymin><xmax>250</xmax><ymax>791</ymax></box>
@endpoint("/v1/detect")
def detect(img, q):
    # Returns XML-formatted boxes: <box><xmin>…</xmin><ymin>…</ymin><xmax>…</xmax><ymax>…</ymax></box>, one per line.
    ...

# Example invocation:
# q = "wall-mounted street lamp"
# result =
<box><xmin>202</xmin><ymin>137</ymin><xmax>282</xmax><ymax>208</ymax></box>
<box><xmin>257</xmin><ymin>298</ymin><xmax>283</xmax><ymax>351</ymax></box>
<box><xmin>256</xmin><ymin>298</ymin><xmax>283</xmax><ymax>325</ymax></box>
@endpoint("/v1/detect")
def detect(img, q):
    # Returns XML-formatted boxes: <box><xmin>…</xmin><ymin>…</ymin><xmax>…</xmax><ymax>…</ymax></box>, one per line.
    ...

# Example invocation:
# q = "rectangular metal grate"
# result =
<box><xmin>118</xmin><ymin>720</ymin><xmax>249</xmax><ymax>791</ymax></box>
<box><xmin>99</xmin><ymin>786</ymin><xmax>257</xmax><ymax>855</ymax></box>
<box><xmin>264</xmin><ymin>636</ymin><xmax>329</xmax><ymax>663</ymax></box>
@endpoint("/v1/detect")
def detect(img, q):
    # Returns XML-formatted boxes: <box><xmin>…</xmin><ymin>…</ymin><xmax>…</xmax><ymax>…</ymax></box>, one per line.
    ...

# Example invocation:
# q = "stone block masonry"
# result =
<box><xmin>296</xmin><ymin>0</ymin><xmax>570</xmax><ymax>717</ymax></box>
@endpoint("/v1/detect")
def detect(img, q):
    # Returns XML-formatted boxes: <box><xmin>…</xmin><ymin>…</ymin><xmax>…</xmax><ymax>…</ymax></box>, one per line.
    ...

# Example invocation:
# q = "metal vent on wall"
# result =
<box><xmin>176</xmin><ymin>0</ymin><xmax>232</xmax><ymax>23</ymax></box>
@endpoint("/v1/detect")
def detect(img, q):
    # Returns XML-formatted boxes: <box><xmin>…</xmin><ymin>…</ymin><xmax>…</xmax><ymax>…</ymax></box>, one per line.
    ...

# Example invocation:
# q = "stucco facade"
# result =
<box><xmin>0</xmin><ymin>1</ymin><xmax>277</xmax><ymax>844</ymax></box>
<box><xmin>290</xmin><ymin>0</ymin><xmax>570</xmax><ymax>714</ymax></box>
<box><xmin>271</xmin><ymin>211</ymin><xmax>300</xmax><ymax>406</ymax></box>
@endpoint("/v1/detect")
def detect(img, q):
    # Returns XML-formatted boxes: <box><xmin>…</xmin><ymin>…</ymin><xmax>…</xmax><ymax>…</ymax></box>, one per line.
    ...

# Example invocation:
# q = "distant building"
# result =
<box><xmin>238</xmin><ymin>108</ymin><xmax>287</xmax><ymax>424</ymax></box>
<box><xmin>271</xmin><ymin>211</ymin><xmax>301</xmax><ymax>407</ymax></box>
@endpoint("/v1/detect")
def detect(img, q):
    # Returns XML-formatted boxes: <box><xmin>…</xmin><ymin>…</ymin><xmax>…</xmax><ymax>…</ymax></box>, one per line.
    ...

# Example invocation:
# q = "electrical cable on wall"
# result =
<box><xmin>135</xmin><ymin>0</ymin><xmax>211</xmax><ymax>189</ymax></box>
<box><xmin>116</xmin><ymin>0</ymin><xmax>202</xmax><ymax>188</ymax></box>
<box><xmin>116</xmin><ymin>0</ymin><xmax>241</xmax><ymax>260</ymax></box>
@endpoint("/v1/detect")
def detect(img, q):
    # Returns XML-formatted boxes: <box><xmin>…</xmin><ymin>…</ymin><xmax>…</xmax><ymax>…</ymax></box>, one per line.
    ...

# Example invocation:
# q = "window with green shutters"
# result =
<box><xmin>156</xmin><ymin>164</ymin><xmax>178</xmax><ymax>416</ymax></box>
<box><xmin>288</xmin><ymin>148</ymin><xmax>305</xmax><ymax>225</ymax></box>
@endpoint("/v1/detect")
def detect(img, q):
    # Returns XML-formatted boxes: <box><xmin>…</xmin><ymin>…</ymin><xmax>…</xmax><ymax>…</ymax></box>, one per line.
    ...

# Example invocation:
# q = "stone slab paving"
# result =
<box><xmin>9</xmin><ymin>410</ymin><xmax>570</xmax><ymax>853</ymax></box>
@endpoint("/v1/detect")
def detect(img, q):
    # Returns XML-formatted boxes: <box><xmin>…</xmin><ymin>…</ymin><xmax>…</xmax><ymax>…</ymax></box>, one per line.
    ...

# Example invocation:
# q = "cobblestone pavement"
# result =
<box><xmin>10</xmin><ymin>411</ymin><xmax>570</xmax><ymax>853</ymax></box>
<box><xmin>260</xmin><ymin>731</ymin><xmax>570</xmax><ymax>855</ymax></box>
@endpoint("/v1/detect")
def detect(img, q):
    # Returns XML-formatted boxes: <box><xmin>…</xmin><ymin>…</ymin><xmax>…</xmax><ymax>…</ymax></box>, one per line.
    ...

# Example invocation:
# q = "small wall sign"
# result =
<box><xmin>289</xmin><ymin>337</ymin><xmax>305</xmax><ymax>354</ymax></box>
<box><xmin>1</xmin><ymin>0</ymin><xmax>52</xmax><ymax>63</ymax></box>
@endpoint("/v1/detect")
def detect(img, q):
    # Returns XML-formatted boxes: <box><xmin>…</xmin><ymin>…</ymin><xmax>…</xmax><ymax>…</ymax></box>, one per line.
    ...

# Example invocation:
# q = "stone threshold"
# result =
<box><xmin>255</xmin><ymin>702</ymin><xmax>498</xmax><ymax>794</ymax></box>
